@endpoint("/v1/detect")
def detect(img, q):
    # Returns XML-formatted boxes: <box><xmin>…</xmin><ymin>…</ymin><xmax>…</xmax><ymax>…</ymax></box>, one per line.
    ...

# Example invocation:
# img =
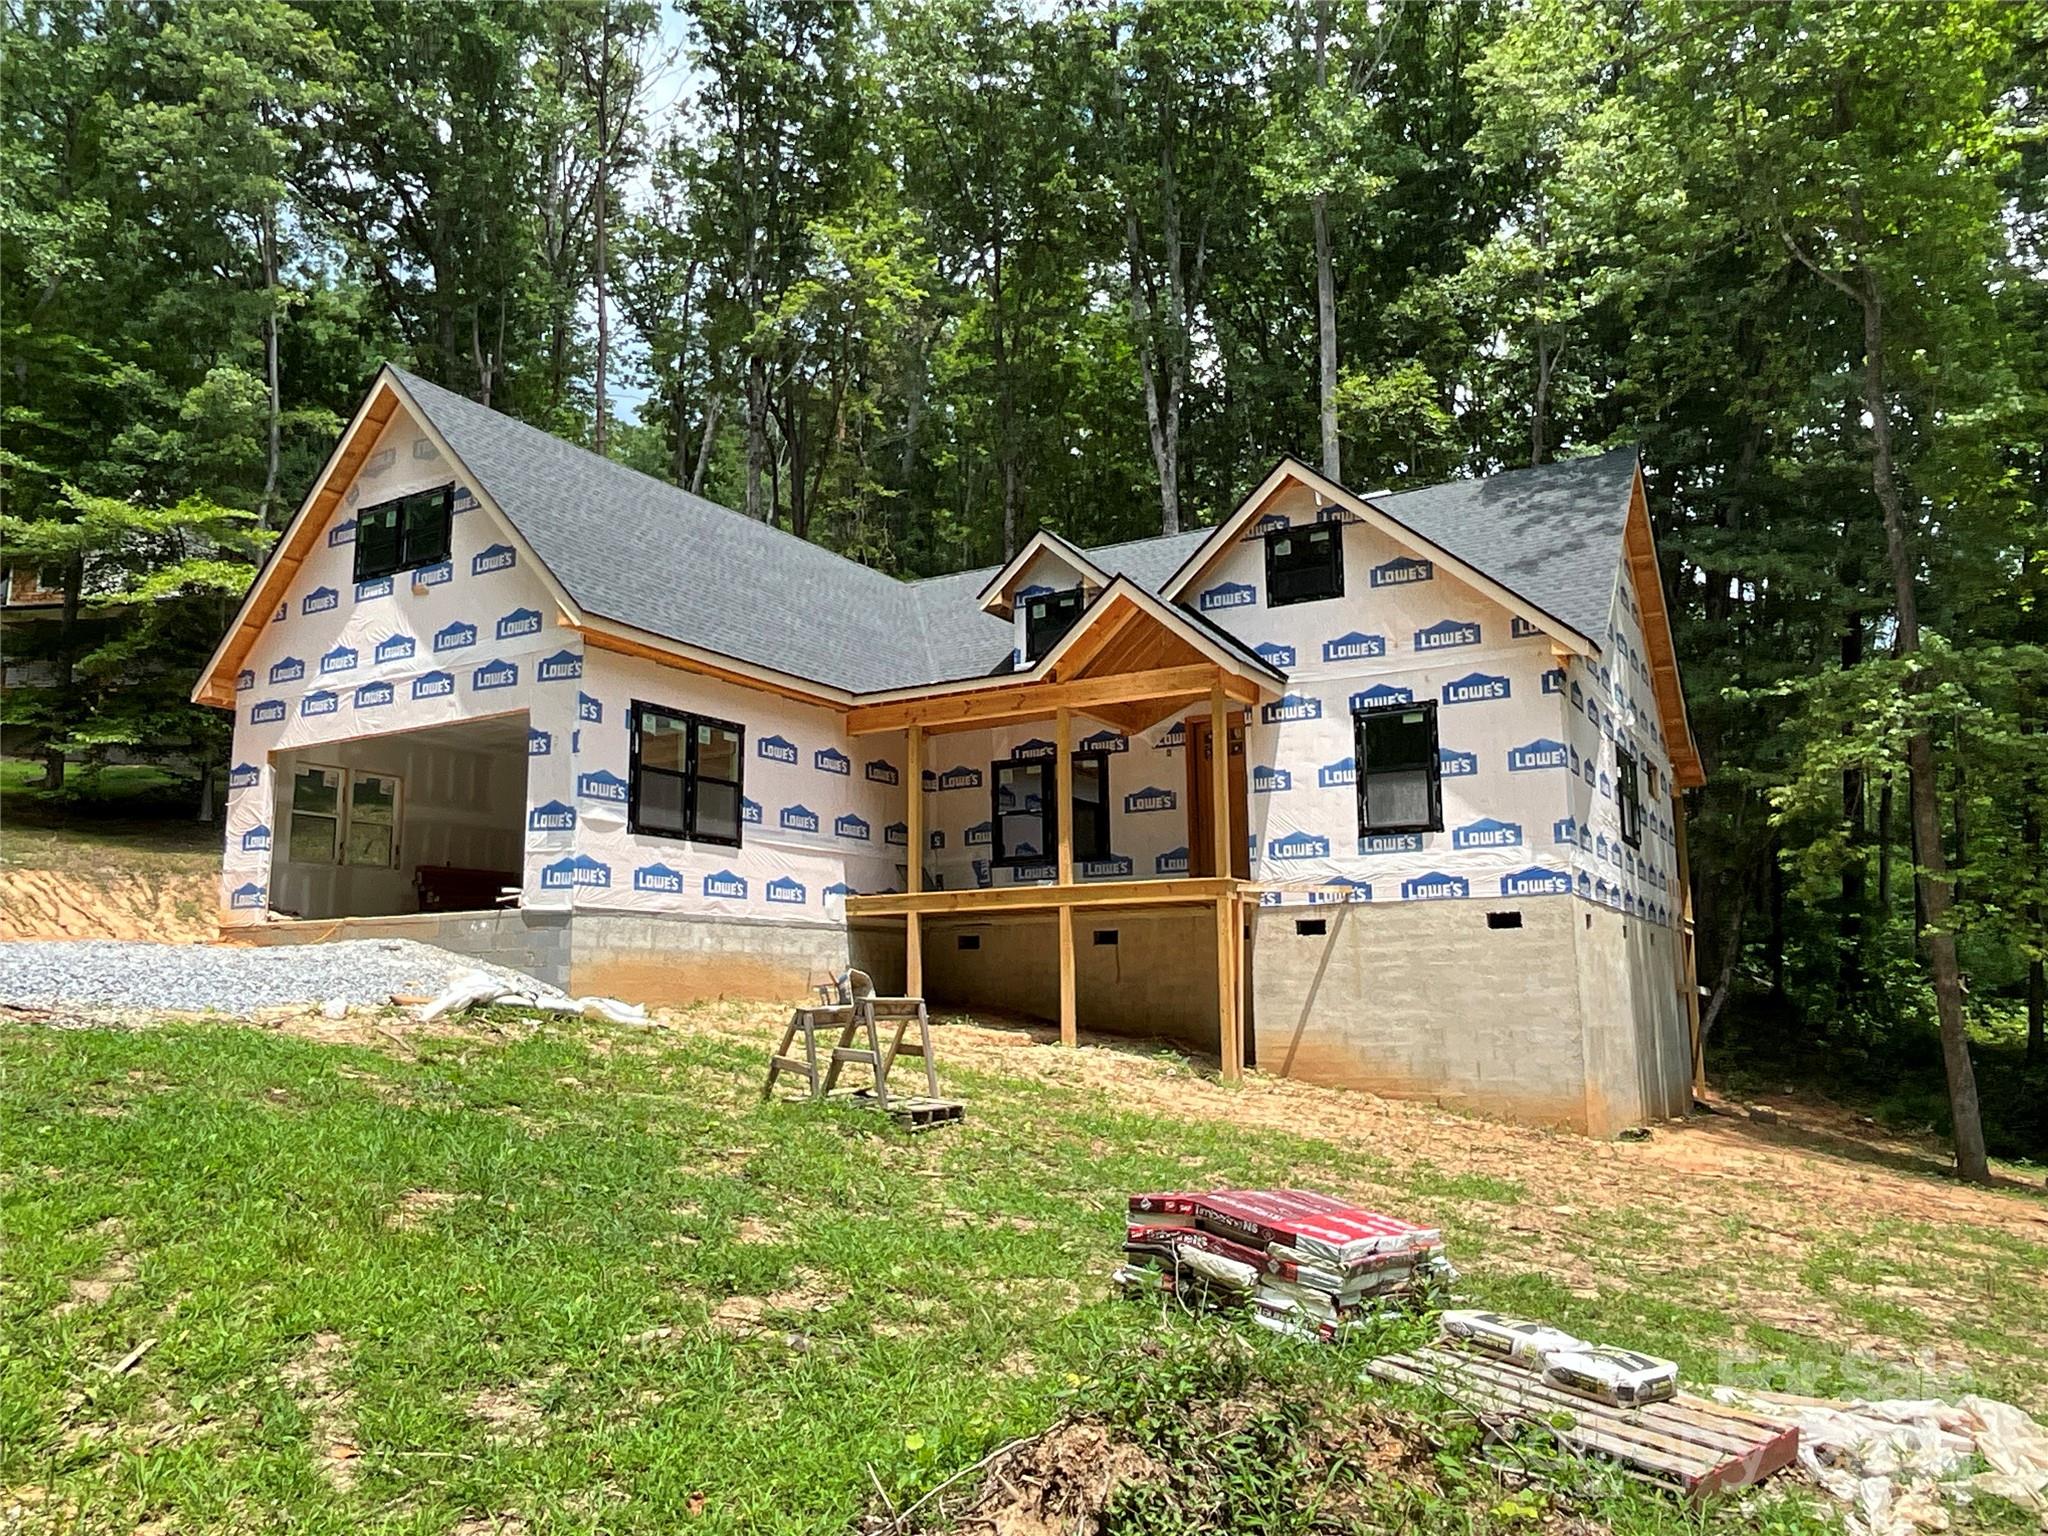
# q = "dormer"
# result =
<box><xmin>975</xmin><ymin>530</ymin><xmax>1115</xmax><ymax>666</ymax></box>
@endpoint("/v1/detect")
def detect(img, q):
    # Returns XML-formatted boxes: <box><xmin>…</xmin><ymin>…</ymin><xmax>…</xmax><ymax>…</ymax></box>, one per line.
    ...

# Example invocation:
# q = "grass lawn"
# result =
<box><xmin>0</xmin><ymin>760</ymin><xmax>220</xmax><ymax>878</ymax></box>
<box><xmin>3</xmin><ymin>1004</ymin><xmax>2044</xmax><ymax>1534</ymax></box>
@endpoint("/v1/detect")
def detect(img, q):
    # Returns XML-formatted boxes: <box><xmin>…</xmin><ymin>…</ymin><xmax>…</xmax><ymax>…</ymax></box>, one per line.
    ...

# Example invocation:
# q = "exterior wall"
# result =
<box><xmin>566</xmin><ymin>909</ymin><xmax>849</xmax><ymax>1006</ymax></box>
<box><xmin>1181</xmin><ymin>480</ymin><xmax>1588</xmax><ymax>912</ymax></box>
<box><xmin>221</xmin><ymin>400</ymin><xmax>573</xmax><ymax>924</ymax></box>
<box><xmin>921</xmin><ymin>905</ymin><xmax>1222</xmax><ymax>1052</ymax></box>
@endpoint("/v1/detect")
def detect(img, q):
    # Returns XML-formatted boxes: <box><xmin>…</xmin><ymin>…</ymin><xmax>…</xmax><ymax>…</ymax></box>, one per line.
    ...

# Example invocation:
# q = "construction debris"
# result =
<box><xmin>413</xmin><ymin>968</ymin><xmax>647</xmax><ymax>1026</ymax></box>
<box><xmin>1115</xmin><ymin>1188</ymin><xmax>1452</xmax><ymax>1343</ymax></box>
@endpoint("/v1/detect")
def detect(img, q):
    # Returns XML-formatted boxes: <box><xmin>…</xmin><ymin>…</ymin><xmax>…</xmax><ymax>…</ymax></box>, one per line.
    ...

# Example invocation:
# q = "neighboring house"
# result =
<box><xmin>194</xmin><ymin>365</ymin><xmax>1705</xmax><ymax>1134</ymax></box>
<box><xmin>1</xmin><ymin>563</ymin><xmax>68</xmax><ymax>688</ymax></box>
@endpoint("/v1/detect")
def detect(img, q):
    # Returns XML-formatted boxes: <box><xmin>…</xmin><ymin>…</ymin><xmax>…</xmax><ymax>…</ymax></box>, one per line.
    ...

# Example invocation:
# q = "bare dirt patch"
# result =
<box><xmin>386</xmin><ymin>1189</ymin><xmax>468</xmax><ymax>1231</ymax></box>
<box><xmin>0</xmin><ymin>868</ymin><xmax>214</xmax><ymax>944</ymax></box>
<box><xmin>467</xmin><ymin>1369</ymin><xmax>558</xmax><ymax>1441</ymax></box>
<box><xmin>281</xmin><ymin>1332</ymin><xmax>358</xmax><ymax>1491</ymax></box>
<box><xmin>54</xmin><ymin>1222</ymin><xmax>136</xmax><ymax>1317</ymax></box>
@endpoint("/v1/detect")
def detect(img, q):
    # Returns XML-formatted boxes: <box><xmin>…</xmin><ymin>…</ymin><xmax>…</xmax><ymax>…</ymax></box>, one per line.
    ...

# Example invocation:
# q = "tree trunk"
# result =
<box><xmin>259</xmin><ymin>207</ymin><xmax>282</xmax><ymax>528</ymax></box>
<box><xmin>745</xmin><ymin>355</ymin><xmax>769</xmax><ymax>521</ymax></box>
<box><xmin>590</xmin><ymin>0</ymin><xmax>612</xmax><ymax>455</ymax></box>
<box><xmin>2026</xmin><ymin>792</ymin><xmax>2043</xmax><ymax>1067</ymax></box>
<box><xmin>1313</xmin><ymin>1</ymin><xmax>1339</xmax><ymax>480</ymax></box>
<box><xmin>692</xmin><ymin>394</ymin><xmax>719</xmax><ymax>496</ymax></box>
<box><xmin>1858</xmin><ymin>275</ymin><xmax>1989</xmax><ymax>1183</ymax></box>
<box><xmin>1878</xmin><ymin>773</ymin><xmax>1893</xmax><ymax>911</ymax></box>
<box><xmin>1839</xmin><ymin>600</ymin><xmax>1865</xmax><ymax>1009</ymax></box>
<box><xmin>42</xmin><ymin>555</ymin><xmax>83</xmax><ymax>792</ymax></box>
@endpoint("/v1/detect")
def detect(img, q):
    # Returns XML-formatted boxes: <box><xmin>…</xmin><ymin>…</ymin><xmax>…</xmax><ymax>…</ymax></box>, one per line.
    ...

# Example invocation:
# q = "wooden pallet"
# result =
<box><xmin>1366</xmin><ymin>1346</ymin><xmax>1798</xmax><ymax>1498</ymax></box>
<box><xmin>845</xmin><ymin>1089</ymin><xmax>964</xmax><ymax>1131</ymax></box>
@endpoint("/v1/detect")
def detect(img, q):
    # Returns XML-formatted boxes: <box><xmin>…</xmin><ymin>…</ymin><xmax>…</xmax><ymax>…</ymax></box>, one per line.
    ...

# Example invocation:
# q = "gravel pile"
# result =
<box><xmin>0</xmin><ymin>939</ymin><xmax>542</xmax><ymax>1015</ymax></box>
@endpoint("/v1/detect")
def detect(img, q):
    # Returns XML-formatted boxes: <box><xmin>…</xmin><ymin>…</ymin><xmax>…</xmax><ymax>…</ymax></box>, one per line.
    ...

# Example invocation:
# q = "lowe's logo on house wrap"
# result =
<box><xmin>1262</xmin><ymin>693</ymin><xmax>1321</xmax><ymax>724</ymax></box>
<box><xmin>270</xmin><ymin>656</ymin><xmax>305</xmax><ymax>685</ymax></box>
<box><xmin>1254</xmin><ymin>641</ymin><xmax>1296</xmax><ymax>668</ymax></box>
<box><xmin>1156</xmin><ymin>846</ymin><xmax>1191</xmax><ymax>875</ymax></box>
<box><xmin>1542</xmin><ymin>667</ymin><xmax>1565</xmax><ymax>695</ymax></box>
<box><xmin>1415</xmin><ymin>619</ymin><xmax>1480</xmax><ymax>652</ymax></box>
<box><xmin>937</xmin><ymin>765</ymin><xmax>982</xmax><ymax>791</ymax></box>
<box><xmin>1318</xmin><ymin>757</ymin><xmax>1357</xmax><ymax>789</ymax></box>
<box><xmin>814</xmin><ymin>747</ymin><xmax>850</xmax><ymax>776</ymax></box>
<box><xmin>1253</xmin><ymin>512</ymin><xmax>1290</xmax><ymax>536</ymax></box>
<box><xmin>1267</xmin><ymin>830</ymin><xmax>1330</xmax><ymax>860</ymax></box>
<box><xmin>1252</xmin><ymin>765</ymin><xmax>1292</xmax><ymax>793</ymax></box>
<box><xmin>1552</xmin><ymin>816</ymin><xmax>1580</xmax><ymax>845</ymax></box>
<box><xmin>1401</xmin><ymin>870</ymin><xmax>1469</xmax><ymax>901</ymax></box>
<box><xmin>1311</xmin><ymin>878</ymin><xmax>1371</xmax><ymax>905</ymax></box>
<box><xmin>823</xmin><ymin>880</ymin><xmax>859</xmax><ymax>901</ymax></box>
<box><xmin>1360</xmin><ymin>831</ymin><xmax>1424</xmax><ymax>856</ymax></box>
<box><xmin>320</xmin><ymin>645</ymin><xmax>357</xmax><ymax>676</ymax></box>
<box><xmin>1124</xmin><ymin>785</ymin><xmax>1175</xmax><ymax>814</ymax></box>
<box><xmin>1083</xmin><ymin>856</ymin><xmax>1134</xmax><ymax>879</ymax></box>
<box><xmin>497</xmin><ymin>607</ymin><xmax>543</xmax><ymax>641</ymax></box>
<box><xmin>529</xmin><ymin>800</ymin><xmax>577</xmax><ymax>833</ymax></box>
<box><xmin>767</xmin><ymin>875</ymin><xmax>808</xmax><ymax>906</ymax></box>
<box><xmin>250</xmin><ymin>698</ymin><xmax>286</xmax><ymax>725</ymax></box>
<box><xmin>864</xmin><ymin>758</ymin><xmax>899</xmax><ymax>785</ymax></box>
<box><xmin>328</xmin><ymin>518</ymin><xmax>356</xmax><ymax>547</ymax></box>
<box><xmin>1198</xmin><ymin>580</ymin><xmax>1256</xmax><ymax>612</ymax></box>
<box><xmin>541</xmin><ymin>854</ymin><xmax>611</xmax><ymax>891</ymax></box>
<box><xmin>1371</xmin><ymin>556</ymin><xmax>1433</xmax><ymax>588</ymax></box>
<box><xmin>229</xmin><ymin>762</ymin><xmax>261</xmax><ymax>790</ymax></box>
<box><xmin>741</xmin><ymin>796</ymin><xmax>763</xmax><ymax>825</ymax></box>
<box><xmin>375</xmin><ymin>634</ymin><xmax>416</xmax><ymax>665</ymax></box>
<box><xmin>473</xmin><ymin>657</ymin><xmax>518</xmax><ymax>691</ymax></box>
<box><xmin>780</xmin><ymin>804</ymin><xmax>820</xmax><ymax>834</ymax></box>
<box><xmin>1441</xmin><ymin>671</ymin><xmax>1509</xmax><ymax>706</ymax></box>
<box><xmin>235</xmin><ymin>668</ymin><xmax>255</xmax><ymax>692</ymax></box>
<box><xmin>229</xmin><ymin>882</ymin><xmax>266</xmax><ymax>911</ymax></box>
<box><xmin>578</xmin><ymin>692</ymin><xmax>602</xmax><ymax>724</ymax></box>
<box><xmin>302</xmin><ymin>586</ymin><xmax>339</xmax><ymax>615</ymax></box>
<box><xmin>537</xmin><ymin>650</ymin><xmax>581</xmax><ymax>682</ymax></box>
<box><xmin>1012</xmin><ymin>738</ymin><xmax>1056</xmax><ymax>761</ymax></box>
<box><xmin>1452</xmin><ymin>817</ymin><xmax>1523</xmax><ymax>850</ymax></box>
<box><xmin>413</xmin><ymin>670</ymin><xmax>455</xmax><ymax>701</ymax></box>
<box><xmin>1501</xmin><ymin>866</ymin><xmax>1572</xmax><ymax>897</ymax></box>
<box><xmin>965</xmin><ymin>820</ymin><xmax>992</xmax><ymax>846</ymax></box>
<box><xmin>1511</xmin><ymin>615</ymin><xmax>1543</xmax><ymax>639</ymax></box>
<box><xmin>703</xmin><ymin>869</ymin><xmax>747</xmax><ymax>901</ymax></box>
<box><xmin>1508</xmin><ymin>738</ymin><xmax>1569</xmax><ymax>772</ymax></box>
<box><xmin>300</xmin><ymin>690</ymin><xmax>339</xmax><ymax>718</ymax></box>
<box><xmin>634</xmin><ymin>862</ymin><xmax>684</xmax><ymax>894</ymax></box>
<box><xmin>415</xmin><ymin>559</ymin><xmax>453</xmax><ymax>588</ymax></box>
<box><xmin>241</xmin><ymin>824</ymin><xmax>272</xmax><ymax>853</ymax></box>
<box><xmin>471</xmin><ymin>543</ymin><xmax>516</xmax><ymax>576</ymax></box>
<box><xmin>1080</xmin><ymin>729</ymin><xmax>1128</xmax><ymax>754</ymax></box>
<box><xmin>835</xmin><ymin>813</ymin><xmax>871</xmax><ymax>842</ymax></box>
<box><xmin>1323</xmin><ymin>631</ymin><xmax>1387</xmax><ymax>663</ymax></box>
<box><xmin>885</xmin><ymin>821</ymin><xmax>908</xmax><ymax>847</ymax></box>
<box><xmin>434</xmin><ymin>620</ymin><xmax>478</xmax><ymax>653</ymax></box>
<box><xmin>1156</xmin><ymin>720</ymin><xmax>1187</xmax><ymax>750</ymax></box>
<box><xmin>1349</xmin><ymin>684</ymin><xmax>1412</xmax><ymax>710</ymax></box>
<box><xmin>355</xmin><ymin>576</ymin><xmax>393</xmax><ymax>602</ymax></box>
<box><xmin>528</xmin><ymin>728</ymin><xmax>552</xmax><ymax>757</ymax></box>
<box><xmin>928</xmin><ymin>830</ymin><xmax>945</xmax><ymax>850</ymax></box>
<box><xmin>577</xmin><ymin>770</ymin><xmax>628</xmax><ymax>804</ymax></box>
<box><xmin>757</xmin><ymin>734</ymin><xmax>798</xmax><ymax>765</ymax></box>
<box><xmin>1439</xmin><ymin>747</ymin><xmax>1478</xmax><ymax>777</ymax></box>
<box><xmin>354</xmin><ymin>681</ymin><xmax>394</xmax><ymax>710</ymax></box>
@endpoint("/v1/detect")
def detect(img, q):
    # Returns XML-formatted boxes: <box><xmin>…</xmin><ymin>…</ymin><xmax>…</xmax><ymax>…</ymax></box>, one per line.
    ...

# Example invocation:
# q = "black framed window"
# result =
<box><xmin>1265</xmin><ymin>522</ymin><xmax>1343</xmax><ymax>606</ymax></box>
<box><xmin>991</xmin><ymin>759</ymin><xmax>1051</xmax><ymax>866</ymax></box>
<box><xmin>1617</xmin><ymin>748</ymin><xmax>1643</xmax><ymax>849</ymax></box>
<box><xmin>1071</xmin><ymin>751</ymin><xmax>1110</xmax><ymax>863</ymax></box>
<box><xmin>1353</xmin><ymin>701</ymin><xmax>1442</xmax><ymax>835</ymax></box>
<box><xmin>354</xmin><ymin>485</ymin><xmax>454</xmax><ymax>582</ymax></box>
<box><xmin>629</xmin><ymin>702</ymin><xmax>744</xmax><ymax>846</ymax></box>
<box><xmin>1023</xmin><ymin>588</ymin><xmax>1085</xmax><ymax>662</ymax></box>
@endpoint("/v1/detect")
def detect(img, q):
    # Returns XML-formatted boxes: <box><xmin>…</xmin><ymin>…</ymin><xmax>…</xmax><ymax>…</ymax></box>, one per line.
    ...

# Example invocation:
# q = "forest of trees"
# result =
<box><xmin>3</xmin><ymin>0</ymin><xmax>2043</xmax><ymax>1171</ymax></box>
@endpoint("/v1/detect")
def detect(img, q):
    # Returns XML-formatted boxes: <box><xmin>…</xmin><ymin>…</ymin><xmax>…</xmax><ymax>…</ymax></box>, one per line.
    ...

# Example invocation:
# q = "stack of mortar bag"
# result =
<box><xmin>1115</xmin><ymin>1188</ymin><xmax>1455</xmax><ymax>1343</ymax></box>
<box><xmin>1440</xmin><ymin>1309</ymin><xmax>1680</xmax><ymax>1408</ymax></box>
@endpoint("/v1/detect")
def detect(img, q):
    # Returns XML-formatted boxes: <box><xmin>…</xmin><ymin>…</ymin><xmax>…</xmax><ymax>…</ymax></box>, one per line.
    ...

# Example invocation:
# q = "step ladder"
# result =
<box><xmin>762</xmin><ymin>969</ymin><xmax>939</xmax><ymax>1110</ymax></box>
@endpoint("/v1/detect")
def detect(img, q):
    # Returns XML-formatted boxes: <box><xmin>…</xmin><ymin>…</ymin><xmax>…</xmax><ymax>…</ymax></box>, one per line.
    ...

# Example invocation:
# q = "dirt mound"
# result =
<box><xmin>0</xmin><ymin>868</ymin><xmax>214</xmax><ymax>943</ymax></box>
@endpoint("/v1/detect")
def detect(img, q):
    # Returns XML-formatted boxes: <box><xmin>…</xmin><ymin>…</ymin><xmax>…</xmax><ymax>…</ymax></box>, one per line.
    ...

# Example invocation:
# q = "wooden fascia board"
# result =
<box><xmin>1622</xmin><ymin>472</ymin><xmax>1705</xmax><ymax>788</ymax></box>
<box><xmin>845</xmin><ymin>662</ymin><xmax>1241</xmax><ymax>736</ymax></box>
<box><xmin>1035</xmin><ymin>575</ymin><xmax>1285</xmax><ymax>687</ymax></box>
<box><xmin>192</xmin><ymin>374</ymin><xmax>402</xmax><ymax>706</ymax></box>
<box><xmin>973</xmin><ymin>528</ymin><xmax>1111</xmax><ymax>616</ymax></box>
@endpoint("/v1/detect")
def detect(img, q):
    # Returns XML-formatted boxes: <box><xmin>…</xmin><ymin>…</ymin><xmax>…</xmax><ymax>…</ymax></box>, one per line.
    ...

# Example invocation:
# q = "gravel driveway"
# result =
<box><xmin>0</xmin><ymin>939</ymin><xmax>539</xmax><ymax>1015</ymax></box>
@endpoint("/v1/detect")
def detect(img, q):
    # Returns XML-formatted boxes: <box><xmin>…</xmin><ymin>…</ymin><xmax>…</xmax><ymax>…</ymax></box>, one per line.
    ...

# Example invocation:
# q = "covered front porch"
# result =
<box><xmin>845</xmin><ymin>585</ymin><xmax>1280</xmax><ymax>1080</ymax></box>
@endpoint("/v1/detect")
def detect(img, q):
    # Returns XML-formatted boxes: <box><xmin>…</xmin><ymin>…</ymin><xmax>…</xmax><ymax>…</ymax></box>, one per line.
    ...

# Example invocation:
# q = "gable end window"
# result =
<box><xmin>1617</xmin><ymin>748</ymin><xmax>1643</xmax><ymax>849</ymax></box>
<box><xmin>1023</xmin><ymin>588</ymin><xmax>1086</xmax><ymax>662</ymax></box>
<box><xmin>630</xmin><ymin>702</ymin><xmax>744</xmax><ymax>846</ymax></box>
<box><xmin>354</xmin><ymin>485</ymin><xmax>454</xmax><ymax>583</ymax></box>
<box><xmin>1353</xmin><ymin>701</ymin><xmax>1442</xmax><ymax>835</ymax></box>
<box><xmin>1265</xmin><ymin>523</ymin><xmax>1343</xmax><ymax>607</ymax></box>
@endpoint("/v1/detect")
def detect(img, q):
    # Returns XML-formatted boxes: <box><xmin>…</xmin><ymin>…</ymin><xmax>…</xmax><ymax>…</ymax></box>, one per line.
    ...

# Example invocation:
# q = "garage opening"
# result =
<box><xmin>267</xmin><ymin>712</ymin><xmax>527</xmax><ymax>921</ymax></box>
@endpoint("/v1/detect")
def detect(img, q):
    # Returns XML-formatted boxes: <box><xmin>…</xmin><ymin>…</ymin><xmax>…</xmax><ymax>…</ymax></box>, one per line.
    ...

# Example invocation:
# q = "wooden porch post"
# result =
<box><xmin>1209</xmin><ymin>682</ymin><xmax>1241</xmax><ymax>1081</ymax></box>
<box><xmin>1056</xmin><ymin>705</ymin><xmax>1076</xmax><ymax>1047</ymax></box>
<box><xmin>905</xmin><ymin>724</ymin><xmax>923</xmax><ymax>999</ymax></box>
<box><xmin>1674</xmin><ymin>788</ymin><xmax>1704</xmax><ymax>1095</ymax></box>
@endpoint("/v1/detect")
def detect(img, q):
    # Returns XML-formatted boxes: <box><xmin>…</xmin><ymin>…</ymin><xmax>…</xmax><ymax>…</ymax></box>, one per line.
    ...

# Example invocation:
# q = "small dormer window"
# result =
<box><xmin>1023</xmin><ymin>588</ymin><xmax>1085</xmax><ymax>662</ymax></box>
<box><xmin>1265</xmin><ymin>523</ymin><xmax>1343</xmax><ymax>606</ymax></box>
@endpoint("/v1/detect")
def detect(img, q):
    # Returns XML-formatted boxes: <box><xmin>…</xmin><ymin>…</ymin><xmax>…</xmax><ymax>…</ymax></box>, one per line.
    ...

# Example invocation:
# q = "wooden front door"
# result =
<box><xmin>1185</xmin><ymin>713</ymin><xmax>1249</xmax><ymax>878</ymax></box>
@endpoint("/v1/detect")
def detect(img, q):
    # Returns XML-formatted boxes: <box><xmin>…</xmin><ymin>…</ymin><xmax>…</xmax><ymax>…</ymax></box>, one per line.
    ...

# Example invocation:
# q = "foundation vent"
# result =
<box><xmin>1487</xmin><ymin>910</ymin><xmax>1523</xmax><ymax>930</ymax></box>
<box><xmin>1295</xmin><ymin>918</ymin><xmax>1327</xmax><ymax>936</ymax></box>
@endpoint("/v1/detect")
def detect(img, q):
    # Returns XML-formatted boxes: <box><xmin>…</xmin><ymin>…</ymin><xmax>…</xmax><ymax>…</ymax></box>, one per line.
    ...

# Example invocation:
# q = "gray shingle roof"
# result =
<box><xmin>397</xmin><ymin>367</ymin><xmax>1634</xmax><ymax>693</ymax></box>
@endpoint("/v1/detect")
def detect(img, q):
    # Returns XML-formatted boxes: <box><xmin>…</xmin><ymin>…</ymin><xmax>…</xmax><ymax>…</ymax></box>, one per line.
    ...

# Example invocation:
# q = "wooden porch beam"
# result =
<box><xmin>905</xmin><ymin>723</ymin><xmax>923</xmax><ymax>1000</ymax></box>
<box><xmin>1055</xmin><ymin>705</ymin><xmax>1076</xmax><ymax>1047</ymax></box>
<box><xmin>845</xmin><ymin>876</ymin><xmax>1245</xmax><ymax>917</ymax></box>
<box><xmin>846</xmin><ymin>665</ymin><xmax>1256</xmax><ymax>736</ymax></box>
